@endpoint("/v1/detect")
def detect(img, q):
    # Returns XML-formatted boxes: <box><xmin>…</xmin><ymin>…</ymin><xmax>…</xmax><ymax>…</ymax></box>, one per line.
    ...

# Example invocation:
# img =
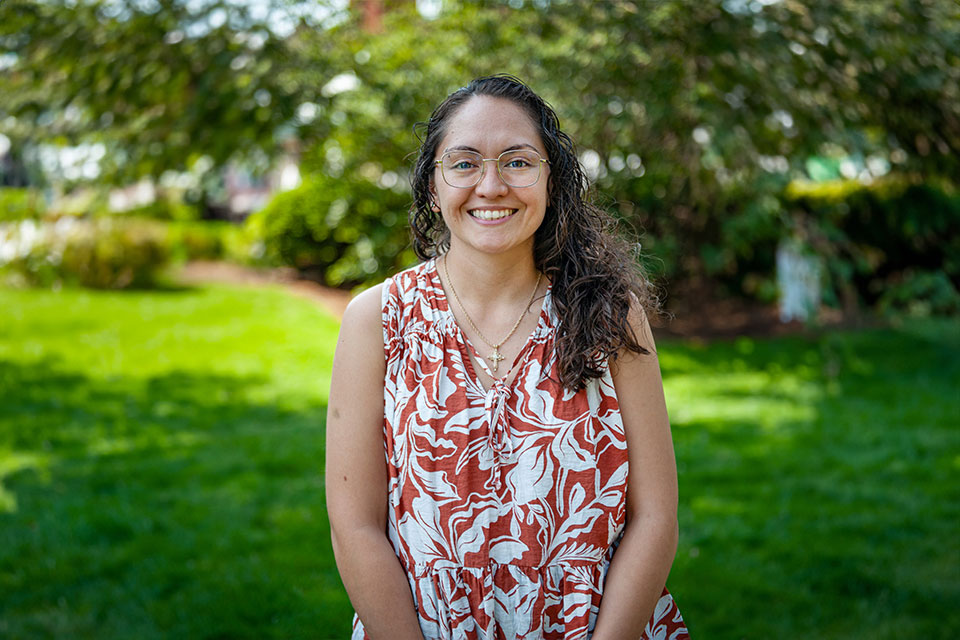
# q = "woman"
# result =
<box><xmin>326</xmin><ymin>75</ymin><xmax>688</xmax><ymax>640</ymax></box>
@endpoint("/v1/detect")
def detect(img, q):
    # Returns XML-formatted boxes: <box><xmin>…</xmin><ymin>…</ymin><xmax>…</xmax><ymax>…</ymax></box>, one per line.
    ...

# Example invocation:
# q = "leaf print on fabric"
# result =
<box><xmin>596</xmin><ymin>461</ymin><xmax>629</xmax><ymax>508</ymax></box>
<box><xmin>351</xmin><ymin>260</ymin><xmax>689</xmax><ymax>640</ymax></box>
<box><xmin>488</xmin><ymin>534</ymin><xmax>530</xmax><ymax>565</ymax></box>
<box><xmin>506</xmin><ymin>444</ymin><xmax>554</xmax><ymax>504</ymax></box>
<box><xmin>400</xmin><ymin>496</ymin><xmax>454</xmax><ymax>563</ymax></box>
<box><xmin>448</xmin><ymin>499</ymin><xmax>499</xmax><ymax>561</ymax></box>
<box><xmin>549</xmin><ymin>414</ymin><xmax>597</xmax><ymax>472</ymax></box>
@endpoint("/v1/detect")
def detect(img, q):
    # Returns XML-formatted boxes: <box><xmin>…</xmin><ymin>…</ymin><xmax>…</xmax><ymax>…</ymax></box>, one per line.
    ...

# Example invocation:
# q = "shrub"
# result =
<box><xmin>161</xmin><ymin>219</ymin><xmax>265</xmax><ymax>265</ymax></box>
<box><xmin>247</xmin><ymin>174</ymin><xmax>416</xmax><ymax>287</ymax></box>
<box><xmin>0</xmin><ymin>188</ymin><xmax>46</xmax><ymax>222</ymax></box>
<box><xmin>0</xmin><ymin>218</ymin><xmax>171</xmax><ymax>289</ymax></box>
<box><xmin>114</xmin><ymin>198</ymin><xmax>200</xmax><ymax>222</ymax></box>
<box><xmin>876</xmin><ymin>269</ymin><xmax>960</xmax><ymax>317</ymax></box>
<box><xmin>164</xmin><ymin>220</ymin><xmax>237</xmax><ymax>262</ymax></box>
<box><xmin>783</xmin><ymin>178</ymin><xmax>960</xmax><ymax>314</ymax></box>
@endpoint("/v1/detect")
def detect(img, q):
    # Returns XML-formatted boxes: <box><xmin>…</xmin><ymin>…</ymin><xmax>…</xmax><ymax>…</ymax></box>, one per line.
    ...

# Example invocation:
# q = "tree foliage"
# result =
<box><xmin>3</xmin><ymin>0</ymin><xmax>956</xmax><ymax>304</ymax></box>
<box><xmin>0</xmin><ymin>0</ymin><xmax>340</xmax><ymax>183</ymax></box>
<box><xmin>285</xmin><ymin>0</ymin><xmax>957</xmax><ymax>298</ymax></box>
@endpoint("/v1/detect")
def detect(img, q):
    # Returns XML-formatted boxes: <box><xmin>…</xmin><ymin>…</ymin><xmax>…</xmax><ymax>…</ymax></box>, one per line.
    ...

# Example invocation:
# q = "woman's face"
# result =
<box><xmin>430</xmin><ymin>96</ymin><xmax>550</xmax><ymax>260</ymax></box>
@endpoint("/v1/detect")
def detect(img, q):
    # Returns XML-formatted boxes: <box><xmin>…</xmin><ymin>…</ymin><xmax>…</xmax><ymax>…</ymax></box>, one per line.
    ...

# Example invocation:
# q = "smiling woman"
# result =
<box><xmin>427</xmin><ymin>95</ymin><xmax>550</xmax><ymax>259</ymax></box>
<box><xmin>325</xmin><ymin>75</ymin><xmax>689</xmax><ymax>640</ymax></box>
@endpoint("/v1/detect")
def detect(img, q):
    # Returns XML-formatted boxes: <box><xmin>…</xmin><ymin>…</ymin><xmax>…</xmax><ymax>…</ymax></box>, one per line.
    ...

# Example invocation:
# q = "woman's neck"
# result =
<box><xmin>441</xmin><ymin>244</ymin><xmax>541</xmax><ymax>306</ymax></box>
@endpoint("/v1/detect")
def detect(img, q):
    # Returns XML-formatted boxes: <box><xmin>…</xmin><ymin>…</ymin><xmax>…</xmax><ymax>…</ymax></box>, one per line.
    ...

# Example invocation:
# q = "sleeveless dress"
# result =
<box><xmin>351</xmin><ymin>259</ymin><xmax>689</xmax><ymax>640</ymax></box>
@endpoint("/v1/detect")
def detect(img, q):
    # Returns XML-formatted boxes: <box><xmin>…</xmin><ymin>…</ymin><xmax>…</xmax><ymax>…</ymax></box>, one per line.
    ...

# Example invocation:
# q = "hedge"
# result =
<box><xmin>0</xmin><ymin>218</ymin><xmax>170</xmax><ymax>289</ymax></box>
<box><xmin>0</xmin><ymin>188</ymin><xmax>46</xmax><ymax>222</ymax></box>
<box><xmin>783</xmin><ymin>178</ymin><xmax>960</xmax><ymax>314</ymax></box>
<box><xmin>245</xmin><ymin>174</ymin><xmax>415</xmax><ymax>288</ymax></box>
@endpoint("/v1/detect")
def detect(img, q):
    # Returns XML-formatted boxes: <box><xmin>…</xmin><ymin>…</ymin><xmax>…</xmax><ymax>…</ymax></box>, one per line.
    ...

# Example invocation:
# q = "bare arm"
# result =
<box><xmin>590</xmin><ymin>305</ymin><xmax>680</xmax><ymax>640</ymax></box>
<box><xmin>325</xmin><ymin>284</ymin><xmax>426</xmax><ymax>640</ymax></box>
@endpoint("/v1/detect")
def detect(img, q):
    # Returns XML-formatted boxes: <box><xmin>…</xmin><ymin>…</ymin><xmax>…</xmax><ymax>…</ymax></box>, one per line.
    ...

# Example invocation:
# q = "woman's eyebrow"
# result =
<box><xmin>443</xmin><ymin>145</ymin><xmax>482</xmax><ymax>153</ymax></box>
<box><xmin>442</xmin><ymin>143</ymin><xmax>541</xmax><ymax>154</ymax></box>
<box><xmin>502</xmin><ymin>143</ymin><xmax>540</xmax><ymax>153</ymax></box>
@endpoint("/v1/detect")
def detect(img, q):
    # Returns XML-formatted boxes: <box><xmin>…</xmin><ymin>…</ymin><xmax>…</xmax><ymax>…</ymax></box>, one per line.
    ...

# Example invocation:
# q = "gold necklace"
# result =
<box><xmin>442</xmin><ymin>255</ymin><xmax>542</xmax><ymax>373</ymax></box>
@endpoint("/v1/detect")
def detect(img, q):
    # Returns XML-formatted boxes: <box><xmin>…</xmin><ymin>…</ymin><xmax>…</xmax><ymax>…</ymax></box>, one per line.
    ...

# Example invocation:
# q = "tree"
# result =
<box><xmin>5</xmin><ymin>0</ymin><xmax>955</xmax><ymax>302</ymax></box>
<box><xmin>0</xmin><ymin>0</ymin><xmax>342</xmax><ymax>190</ymax></box>
<box><xmin>288</xmin><ymin>0</ymin><xmax>958</xmax><ymax>293</ymax></box>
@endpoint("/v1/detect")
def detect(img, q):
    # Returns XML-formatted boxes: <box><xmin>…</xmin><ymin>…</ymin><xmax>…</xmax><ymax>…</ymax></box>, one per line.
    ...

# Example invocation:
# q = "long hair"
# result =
<box><xmin>410</xmin><ymin>74</ymin><xmax>661</xmax><ymax>390</ymax></box>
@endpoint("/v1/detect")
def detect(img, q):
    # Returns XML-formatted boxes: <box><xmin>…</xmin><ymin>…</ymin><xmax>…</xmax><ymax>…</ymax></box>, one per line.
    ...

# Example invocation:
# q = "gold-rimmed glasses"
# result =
<box><xmin>435</xmin><ymin>149</ymin><xmax>549</xmax><ymax>189</ymax></box>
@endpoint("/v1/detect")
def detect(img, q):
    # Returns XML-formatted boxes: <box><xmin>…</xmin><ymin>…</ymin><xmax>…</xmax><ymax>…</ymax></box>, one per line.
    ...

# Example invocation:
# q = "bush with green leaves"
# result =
<box><xmin>0</xmin><ymin>187</ymin><xmax>46</xmax><ymax>222</ymax></box>
<box><xmin>165</xmin><ymin>220</ymin><xmax>223</xmax><ymax>262</ymax></box>
<box><xmin>876</xmin><ymin>269</ymin><xmax>960</xmax><ymax>317</ymax></box>
<box><xmin>783</xmin><ymin>178</ymin><xmax>960</xmax><ymax>314</ymax></box>
<box><xmin>247</xmin><ymin>174</ymin><xmax>416</xmax><ymax>287</ymax></box>
<box><xmin>163</xmin><ymin>218</ymin><xmax>266</xmax><ymax>266</ymax></box>
<box><xmin>110</xmin><ymin>198</ymin><xmax>201</xmax><ymax>222</ymax></box>
<box><xmin>0</xmin><ymin>217</ymin><xmax>170</xmax><ymax>288</ymax></box>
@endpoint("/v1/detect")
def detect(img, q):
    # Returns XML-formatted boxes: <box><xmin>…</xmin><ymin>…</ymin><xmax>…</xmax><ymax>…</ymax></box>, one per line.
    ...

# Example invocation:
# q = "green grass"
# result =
<box><xmin>1</xmin><ymin>284</ymin><xmax>958</xmax><ymax>639</ymax></box>
<box><xmin>664</xmin><ymin>320</ymin><xmax>960</xmax><ymax>638</ymax></box>
<box><xmin>0</xmin><ymin>284</ymin><xmax>349</xmax><ymax>639</ymax></box>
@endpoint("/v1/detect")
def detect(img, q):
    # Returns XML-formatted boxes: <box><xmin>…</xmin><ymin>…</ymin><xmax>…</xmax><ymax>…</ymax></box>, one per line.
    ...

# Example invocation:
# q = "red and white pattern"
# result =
<box><xmin>351</xmin><ymin>259</ymin><xmax>688</xmax><ymax>640</ymax></box>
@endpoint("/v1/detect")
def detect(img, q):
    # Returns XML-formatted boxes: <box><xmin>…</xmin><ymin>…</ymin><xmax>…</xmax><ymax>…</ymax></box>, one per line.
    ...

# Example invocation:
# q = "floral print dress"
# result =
<box><xmin>351</xmin><ymin>259</ymin><xmax>688</xmax><ymax>640</ymax></box>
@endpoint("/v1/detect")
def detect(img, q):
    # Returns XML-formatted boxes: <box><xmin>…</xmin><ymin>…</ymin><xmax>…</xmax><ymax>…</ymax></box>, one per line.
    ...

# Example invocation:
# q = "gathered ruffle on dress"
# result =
<box><xmin>350</xmin><ymin>259</ymin><xmax>688</xmax><ymax>640</ymax></box>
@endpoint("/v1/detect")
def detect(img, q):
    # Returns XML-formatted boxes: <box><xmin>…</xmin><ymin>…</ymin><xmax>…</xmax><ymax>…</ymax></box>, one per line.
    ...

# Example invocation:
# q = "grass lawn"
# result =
<box><xmin>663</xmin><ymin>319</ymin><xmax>959</xmax><ymax>638</ymax></box>
<box><xmin>0</xmin><ymin>283</ymin><xmax>348</xmax><ymax>639</ymax></box>
<box><xmin>1</xmin><ymin>283</ymin><xmax>958</xmax><ymax>639</ymax></box>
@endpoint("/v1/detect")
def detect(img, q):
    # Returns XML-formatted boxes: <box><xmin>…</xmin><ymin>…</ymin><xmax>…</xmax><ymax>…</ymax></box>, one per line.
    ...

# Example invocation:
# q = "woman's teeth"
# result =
<box><xmin>469</xmin><ymin>209</ymin><xmax>515</xmax><ymax>220</ymax></box>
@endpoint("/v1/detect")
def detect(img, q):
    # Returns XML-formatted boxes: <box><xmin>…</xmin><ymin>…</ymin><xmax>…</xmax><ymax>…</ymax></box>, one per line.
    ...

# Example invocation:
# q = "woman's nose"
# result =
<box><xmin>475</xmin><ymin>159</ymin><xmax>509</xmax><ymax>196</ymax></box>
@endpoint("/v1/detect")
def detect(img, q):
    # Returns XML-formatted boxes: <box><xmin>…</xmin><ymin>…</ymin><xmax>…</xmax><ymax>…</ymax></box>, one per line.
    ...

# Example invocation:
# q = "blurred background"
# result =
<box><xmin>0</xmin><ymin>0</ymin><xmax>957</xmax><ymax>638</ymax></box>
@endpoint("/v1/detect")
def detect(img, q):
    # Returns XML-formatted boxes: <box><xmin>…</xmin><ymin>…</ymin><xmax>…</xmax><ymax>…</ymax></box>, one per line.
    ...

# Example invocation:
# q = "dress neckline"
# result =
<box><xmin>426</xmin><ymin>257</ymin><xmax>552</xmax><ymax>396</ymax></box>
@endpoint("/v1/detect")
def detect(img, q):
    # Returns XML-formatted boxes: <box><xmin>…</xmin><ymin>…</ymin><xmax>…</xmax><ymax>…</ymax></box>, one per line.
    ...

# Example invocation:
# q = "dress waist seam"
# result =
<box><xmin>404</xmin><ymin>557</ymin><xmax>611</xmax><ymax>578</ymax></box>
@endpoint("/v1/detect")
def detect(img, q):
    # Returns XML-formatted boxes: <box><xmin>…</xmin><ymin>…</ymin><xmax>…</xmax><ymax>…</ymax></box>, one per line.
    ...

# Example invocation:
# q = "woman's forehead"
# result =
<box><xmin>439</xmin><ymin>96</ymin><xmax>545</xmax><ymax>154</ymax></box>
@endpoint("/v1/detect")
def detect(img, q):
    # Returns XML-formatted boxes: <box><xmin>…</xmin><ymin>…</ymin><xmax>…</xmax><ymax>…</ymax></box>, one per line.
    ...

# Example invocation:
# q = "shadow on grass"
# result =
<box><xmin>661</xmin><ymin>320</ymin><xmax>960</xmax><ymax>639</ymax></box>
<box><xmin>3</xmin><ymin>315</ymin><xmax>958</xmax><ymax>640</ymax></box>
<box><xmin>0</xmin><ymin>358</ymin><xmax>351</xmax><ymax>640</ymax></box>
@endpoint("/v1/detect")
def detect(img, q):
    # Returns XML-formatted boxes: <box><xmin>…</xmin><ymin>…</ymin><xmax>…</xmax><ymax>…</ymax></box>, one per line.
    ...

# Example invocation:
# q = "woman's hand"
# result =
<box><xmin>590</xmin><ymin>304</ymin><xmax>680</xmax><ymax>640</ymax></box>
<box><xmin>325</xmin><ymin>284</ymin><xmax>426</xmax><ymax>640</ymax></box>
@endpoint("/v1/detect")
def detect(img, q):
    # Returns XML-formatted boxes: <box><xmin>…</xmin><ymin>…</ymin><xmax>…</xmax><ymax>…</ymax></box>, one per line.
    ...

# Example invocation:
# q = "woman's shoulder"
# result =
<box><xmin>340</xmin><ymin>283</ymin><xmax>385</xmax><ymax>338</ymax></box>
<box><xmin>338</xmin><ymin>259</ymin><xmax>438</xmax><ymax>360</ymax></box>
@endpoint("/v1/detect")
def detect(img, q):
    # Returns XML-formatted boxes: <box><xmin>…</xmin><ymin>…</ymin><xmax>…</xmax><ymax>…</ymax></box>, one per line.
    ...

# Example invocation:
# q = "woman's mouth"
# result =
<box><xmin>468</xmin><ymin>208</ymin><xmax>517</xmax><ymax>221</ymax></box>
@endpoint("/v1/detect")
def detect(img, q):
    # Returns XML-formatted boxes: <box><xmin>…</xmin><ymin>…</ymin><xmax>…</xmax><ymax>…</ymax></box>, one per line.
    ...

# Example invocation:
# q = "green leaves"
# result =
<box><xmin>247</xmin><ymin>173</ymin><xmax>414</xmax><ymax>288</ymax></box>
<box><xmin>3</xmin><ymin>0</ymin><xmax>955</xmax><ymax>306</ymax></box>
<box><xmin>0</xmin><ymin>0</ymin><xmax>335</xmax><ymax>184</ymax></box>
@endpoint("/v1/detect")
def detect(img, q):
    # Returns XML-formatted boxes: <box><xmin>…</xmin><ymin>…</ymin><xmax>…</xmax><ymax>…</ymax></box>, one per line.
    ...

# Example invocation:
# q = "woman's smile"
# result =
<box><xmin>431</xmin><ymin>95</ymin><xmax>549</xmax><ymax>257</ymax></box>
<box><xmin>467</xmin><ymin>207</ymin><xmax>519</xmax><ymax>223</ymax></box>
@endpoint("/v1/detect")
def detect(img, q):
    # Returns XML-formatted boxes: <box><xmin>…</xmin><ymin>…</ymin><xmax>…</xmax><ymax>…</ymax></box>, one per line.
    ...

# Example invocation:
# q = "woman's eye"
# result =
<box><xmin>452</xmin><ymin>161</ymin><xmax>476</xmax><ymax>170</ymax></box>
<box><xmin>504</xmin><ymin>158</ymin><xmax>531</xmax><ymax>169</ymax></box>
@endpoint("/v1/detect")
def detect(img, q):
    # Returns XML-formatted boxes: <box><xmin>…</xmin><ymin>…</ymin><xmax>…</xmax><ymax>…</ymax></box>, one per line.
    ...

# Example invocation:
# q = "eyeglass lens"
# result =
<box><xmin>441</xmin><ymin>150</ymin><xmax>543</xmax><ymax>188</ymax></box>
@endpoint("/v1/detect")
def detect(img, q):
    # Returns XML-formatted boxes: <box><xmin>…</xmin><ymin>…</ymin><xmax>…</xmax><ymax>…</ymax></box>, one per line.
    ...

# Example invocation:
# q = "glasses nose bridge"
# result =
<box><xmin>476</xmin><ymin>155</ymin><xmax>507</xmax><ymax>187</ymax></box>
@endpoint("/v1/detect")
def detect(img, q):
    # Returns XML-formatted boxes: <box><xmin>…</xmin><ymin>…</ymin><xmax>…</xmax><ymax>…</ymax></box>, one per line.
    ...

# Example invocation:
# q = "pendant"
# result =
<box><xmin>489</xmin><ymin>348</ymin><xmax>505</xmax><ymax>372</ymax></box>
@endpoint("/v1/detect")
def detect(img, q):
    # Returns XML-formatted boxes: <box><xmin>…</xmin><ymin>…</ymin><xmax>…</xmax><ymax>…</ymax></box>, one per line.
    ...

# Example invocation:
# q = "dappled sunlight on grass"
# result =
<box><xmin>661</xmin><ymin>317</ymin><xmax>960</xmax><ymax>638</ymax></box>
<box><xmin>1</xmin><ymin>283</ymin><xmax>957</xmax><ymax>639</ymax></box>
<box><xmin>0</xmin><ymin>451</ymin><xmax>49</xmax><ymax>513</ymax></box>
<box><xmin>0</xmin><ymin>285</ymin><xmax>350</xmax><ymax>639</ymax></box>
<box><xmin>667</xmin><ymin>370</ymin><xmax>822</xmax><ymax>429</ymax></box>
<box><xmin>0</xmin><ymin>285</ymin><xmax>338</xmax><ymax>404</ymax></box>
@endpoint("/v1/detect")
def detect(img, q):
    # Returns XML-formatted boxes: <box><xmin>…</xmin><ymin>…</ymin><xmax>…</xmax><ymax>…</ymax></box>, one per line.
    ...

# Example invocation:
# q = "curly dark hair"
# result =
<box><xmin>410</xmin><ymin>74</ymin><xmax>661</xmax><ymax>390</ymax></box>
